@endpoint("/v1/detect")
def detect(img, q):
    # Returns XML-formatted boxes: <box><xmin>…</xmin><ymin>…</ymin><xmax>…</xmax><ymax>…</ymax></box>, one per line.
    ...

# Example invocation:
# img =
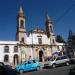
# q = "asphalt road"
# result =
<box><xmin>18</xmin><ymin>65</ymin><xmax>75</xmax><ymax>75</ymax></box>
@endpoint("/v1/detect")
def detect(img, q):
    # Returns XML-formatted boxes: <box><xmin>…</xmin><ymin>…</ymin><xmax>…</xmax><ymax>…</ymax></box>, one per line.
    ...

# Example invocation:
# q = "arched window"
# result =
<box><xmin>57</xmin><ymin>46</ymin><xmax>60</xmax><ymax>51</ymax></box>
<box><xmin>53</xmin><ymin>39</ymin><xmax>55</xmax><ymax>43</ymax></box>
<box><xmin>14</xmin><ymin>54</ymin><xmax>19</xmax><ymax>65</ymax></box>
<box><xmin>20</xmin><ymin>20</ymin><xmax>24</xmax><ymax>28</ymax></box>
<box><xmin>62</xmin><ymin>46</ymin><xmax>65</xmax><ymax>50</ymax></box>
<box><xmin>14</xmin><ymin>46</ymin><xmax>18</xmax><ymax>52</ymax></box>
<box><xmin>4</xmin><ymin>46</ymin><xmax>9</xmax><ymax>53</ymax></box>
<box><xmin>21</xmin><ymin>37</ymin><xmax>24</xmax><ymax>43</ymax></box>
<box><xmin>4</xmin><ymin>55</ymin><xmax>9</xmax><ymax>62</ymax></box>
<box><xmin>38</xmin><ymin>38</ymin><xmax>42</xmax><ymax>44</ymax></box>
<box><xmin>50</xmin><ymin>26</ymin><xmax>53</xmax><ymax>32</ymax></box>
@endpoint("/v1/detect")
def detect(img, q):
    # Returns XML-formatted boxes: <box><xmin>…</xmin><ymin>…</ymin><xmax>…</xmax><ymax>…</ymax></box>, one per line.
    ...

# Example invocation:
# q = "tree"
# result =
<box><xmin>56</xmin><ymin>35</ymin><xmax>65</xmax><ymax>43</ymax></box>
<box><xmin>67</xmin><ymin>30</ymin><xmax>75</xmax><ymax>58</ymax></box>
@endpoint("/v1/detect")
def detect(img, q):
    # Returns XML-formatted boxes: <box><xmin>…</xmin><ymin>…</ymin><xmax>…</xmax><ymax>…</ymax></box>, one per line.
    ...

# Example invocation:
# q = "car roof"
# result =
<box><xmin>56</xmin><ymin>55</ymin><xmax>68</xmax><ymax>59</ymax></box>
<box><xmin>24</xmin><ymin>59</ymin><xmax>38</xmax><ymax>63</ymax></box>
<box><xmin>57</xmin><ymin>55</ymin><xmax>68</xmax><ymax>57</ymax></box>
<box><xmin>0</xmin><ymin>62</ymin><xmax>4</xmax><ymax>66</ymax></box>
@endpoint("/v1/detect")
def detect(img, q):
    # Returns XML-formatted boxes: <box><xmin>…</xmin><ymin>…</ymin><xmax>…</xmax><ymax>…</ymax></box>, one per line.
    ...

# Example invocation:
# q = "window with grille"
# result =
<box><xmin>14</xmin><ymin>46</ymin><xmax>18</xmax><ymax>52</ymax></box>
<box><xmin>4</xmin><ymin>46</ymin><xmax>9</xmax><ymax>53</ymax></box>
<box><xmin>4</xmin><ymin>55</ymin><xmax>9</xmax><ymax>62</ymax></box>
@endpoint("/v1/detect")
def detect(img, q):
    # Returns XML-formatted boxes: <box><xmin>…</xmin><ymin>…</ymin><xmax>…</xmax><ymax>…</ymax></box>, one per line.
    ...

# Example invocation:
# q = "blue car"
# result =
<box><xmin>15</xmin><ymin>60</ymin><xmax>41</xmax><ymax>73</ymax></box>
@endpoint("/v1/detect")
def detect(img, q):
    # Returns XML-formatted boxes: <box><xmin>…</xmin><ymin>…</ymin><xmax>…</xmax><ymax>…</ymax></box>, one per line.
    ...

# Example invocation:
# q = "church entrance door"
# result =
<box><xmin>39</xmin><ymin>50</ymin><xmax>44</xmax><ymax>62</ymax></box>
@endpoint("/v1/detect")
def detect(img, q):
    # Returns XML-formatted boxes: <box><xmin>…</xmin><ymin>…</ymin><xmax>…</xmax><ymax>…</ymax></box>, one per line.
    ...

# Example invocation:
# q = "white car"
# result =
<box><xmin>44</xmin><ymin>55</ymin><xmax>70</xmax><ymax>68</ymax></box>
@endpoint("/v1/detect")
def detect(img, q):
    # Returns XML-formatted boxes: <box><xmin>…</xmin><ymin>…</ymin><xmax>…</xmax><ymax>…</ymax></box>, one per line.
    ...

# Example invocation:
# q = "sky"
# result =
<box><xmin>0</xmin><ymin>0</ymin><xmax>75</xmax><ymax>41</ymax></box>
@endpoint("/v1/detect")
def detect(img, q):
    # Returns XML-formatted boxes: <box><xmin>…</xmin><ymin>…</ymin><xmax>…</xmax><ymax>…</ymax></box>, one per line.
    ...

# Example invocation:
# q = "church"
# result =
<box><xmin>0</xmin><ymin>2</ymin><xmax>65</xmax><ymax>66</ymax></box>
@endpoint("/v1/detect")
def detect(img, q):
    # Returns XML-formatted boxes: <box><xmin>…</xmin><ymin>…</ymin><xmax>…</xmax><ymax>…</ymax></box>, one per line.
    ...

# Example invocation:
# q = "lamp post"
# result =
<box><xmin>31</xmin><ymin>30</ymin><xmax>34</xmax><ymax>59</ymax></box>
<box><xmin>50</xmin><ymin>37</ymin><xmax>53</xmax><ymax>56</ymax></box>
<box><xmin>20</xmin><ymin>47</ymin><xmax>22</xmax><ymax>64</ymax></box>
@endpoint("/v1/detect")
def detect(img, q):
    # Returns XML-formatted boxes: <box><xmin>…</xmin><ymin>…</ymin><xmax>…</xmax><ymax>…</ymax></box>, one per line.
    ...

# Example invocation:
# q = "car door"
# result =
<box><xmin>56</xmin><ymin>56</ymin><xmax>65</xmax><ymax>65</ymax></box>
<box><xmin>23</xmin><ymin>62</ymin><xmax>29</xmax><ymax>71</ymax></box>
<box><xmin>61</xmin><ymin>56</ymin><xmax>68</xmax><ymax>63</ymax></box>
<box><xmin>59</xmin><ymin>57</ymin><xmax>65</xmax><ymax>64</ymax></box>
<box><xmin>32</xmin><ymin>60</ymin><xmax>37</xmax><ymax>69</ymax></box>
<box><xmin>26</xmin><ymin>61</ymin><xmax>32</xmax><ymax>71</ymax></box>
<box><xmin>55</xmin><ymin>57</ymin><xmax>61</xmax><ymax>64</ymax></box>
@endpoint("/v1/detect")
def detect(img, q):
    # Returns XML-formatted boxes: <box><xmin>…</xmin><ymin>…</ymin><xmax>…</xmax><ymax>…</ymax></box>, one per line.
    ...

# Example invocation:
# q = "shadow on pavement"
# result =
<box><xmin>0</xmin><ymin>65</ymin><xmax>17</xmax><ymax>75</ymax></box>
<box><xmin>68</xmin><ymin>66</ymin><xmax>75</xmax><ymax>75</ymax></box>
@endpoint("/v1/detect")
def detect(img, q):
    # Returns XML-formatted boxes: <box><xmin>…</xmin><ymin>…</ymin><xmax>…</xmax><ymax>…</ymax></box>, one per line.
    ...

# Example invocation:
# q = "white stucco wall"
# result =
<box><xmin>18</xmin><ymin>32</ymin><xmax>27</xmax><ymax>43</ymax></box>
<box><xmin>0</xmin><ymin>41</ymin><xmax>19</xmax><ymax>64</ymax></box>
<box><xmin>26</xmin><ymin>33</ymin><xmax>50</xmax><ymax>45</ymax></box>
<box><xmin>56</xmin><ymin>42</ymin><xmax>65</xmax><ymax>51</ymax></box>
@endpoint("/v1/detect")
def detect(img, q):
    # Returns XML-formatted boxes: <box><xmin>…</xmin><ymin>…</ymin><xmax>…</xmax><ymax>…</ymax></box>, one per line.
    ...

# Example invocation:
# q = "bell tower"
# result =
<box><xmin>45</xmin><ymin>14</ymin><xmax>56</xmax><ymax>44</ymax></box>
<box><xmin>16</xmin><ymin>1</ymin><xmax>27</xmax><ymax>44</ymax></box>
<box><xmin>45</xmin><ymin>14</ymin><xmax>53</xmax><ymax>37</ymax></box>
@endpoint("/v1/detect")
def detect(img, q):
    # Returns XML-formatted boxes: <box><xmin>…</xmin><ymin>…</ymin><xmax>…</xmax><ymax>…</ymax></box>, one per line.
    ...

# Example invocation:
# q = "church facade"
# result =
<box><xmin>0</xmin><ymin>3</ymin><xmax>65</xmax><ymax>66</ymax></box>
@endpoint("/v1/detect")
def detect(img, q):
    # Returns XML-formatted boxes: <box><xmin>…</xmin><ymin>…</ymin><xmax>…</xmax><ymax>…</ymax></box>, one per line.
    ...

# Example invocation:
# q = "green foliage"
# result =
<box><xmin>68</xmin><ymin>34</ymin><xmax>75</xmax><ymax>50</ymax></box>
<box><xmin>67</xmin><ymin>30</ymin><xmax>75</xmax><ymax>57</ymax></box>
<box><xmin>56</xmin><ymin>35</ymin><xmax>65</xmax><ymax>43</ymax></box>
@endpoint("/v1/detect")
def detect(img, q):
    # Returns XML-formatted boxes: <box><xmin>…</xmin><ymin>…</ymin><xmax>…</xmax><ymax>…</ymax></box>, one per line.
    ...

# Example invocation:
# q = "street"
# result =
<box><xmin>18</xmin><ymin>64</ymin><xmax>75</xmax><ymax>75</ymax></box>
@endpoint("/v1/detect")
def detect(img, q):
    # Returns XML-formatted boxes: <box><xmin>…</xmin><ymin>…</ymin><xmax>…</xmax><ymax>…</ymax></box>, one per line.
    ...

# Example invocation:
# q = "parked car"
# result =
<box><xmin>44</xmin><ymin>55</ymin><xmax>70</xmax><ymax>68</ymax></box>
<box><xmin>15</xmin><ymin>59</ymin><xmax>41</xmax><ymax>74</ymax></box>
<box><xmin>0</xmin><ymin>62</ymin><xmax>4</xmax><ymax>74</ymax></box>
<box><xmin>0</xmin><ymin>62</ymin><xmax>17</xmax><ymax>75</ymax></box>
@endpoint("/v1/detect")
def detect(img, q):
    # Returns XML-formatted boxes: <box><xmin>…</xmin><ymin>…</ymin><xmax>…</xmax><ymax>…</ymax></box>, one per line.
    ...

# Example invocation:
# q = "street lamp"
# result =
<box><xmin>50</xmin><ymin>37</ymin><xmax>53</xmax><ymax>56</ymax></box>
<box><xmin>21</xmin><ymin>48</ymin><xmax>22</xmax><ymax>63</ymax></box>
<box><xmin>31</xmin><ymin>30</ymin><xmax>34</xmax><ymax>59</ymax></box>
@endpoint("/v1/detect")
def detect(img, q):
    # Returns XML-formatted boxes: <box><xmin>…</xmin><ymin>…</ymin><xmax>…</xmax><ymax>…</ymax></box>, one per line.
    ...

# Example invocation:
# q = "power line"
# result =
<box><xmin>56</xmin><ymin>3</ymin><xmax>75</xmax><ymax>24</ymax></box>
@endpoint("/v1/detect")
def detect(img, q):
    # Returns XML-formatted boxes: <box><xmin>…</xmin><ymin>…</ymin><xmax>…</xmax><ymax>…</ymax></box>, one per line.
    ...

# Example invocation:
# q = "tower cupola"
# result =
<box><xmin>18</xmin><ymin>5</ymin><xmax>25</xmax><ymax>18</ymax></box>
<box><xmin>46</xmin><ymin>14</ymin><xmax>52</xmax><ymax>24</ymax></box>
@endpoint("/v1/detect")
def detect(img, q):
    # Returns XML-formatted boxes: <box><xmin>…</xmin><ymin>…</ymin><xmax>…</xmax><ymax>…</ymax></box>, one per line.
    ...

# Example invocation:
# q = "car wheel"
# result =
<box><xmin>52</xmin><ymin>64</ymin><xmax>56</xmax><ymax>68</ymax></box>
<box><xmin>66</xmin><ymin>62</ymin><xmax>69</xmax><ymax>66</ymax></box>
<box><xmin>37</xmin><ymin>67</ymin><xmax>40</xmax><ymax>71</ymax></box>
<box><xmin>19</xmin><ymin>69</ymin><xmax>24</xmax><ymax>74</ymax></box>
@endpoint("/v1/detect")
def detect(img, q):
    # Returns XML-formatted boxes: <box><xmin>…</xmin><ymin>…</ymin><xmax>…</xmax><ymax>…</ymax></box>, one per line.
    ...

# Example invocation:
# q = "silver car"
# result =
<box><xmin>44</xmin><ymin>55</ymin><xmax>70</xmax><ymax>68</ymax></box>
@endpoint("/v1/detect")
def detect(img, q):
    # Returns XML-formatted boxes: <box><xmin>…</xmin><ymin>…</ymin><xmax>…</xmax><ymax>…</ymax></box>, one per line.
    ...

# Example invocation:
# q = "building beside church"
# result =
<box><xmin>0</xmin><ymin>3</ymin><xmax>65</xmax><ymax>66</ymax></box>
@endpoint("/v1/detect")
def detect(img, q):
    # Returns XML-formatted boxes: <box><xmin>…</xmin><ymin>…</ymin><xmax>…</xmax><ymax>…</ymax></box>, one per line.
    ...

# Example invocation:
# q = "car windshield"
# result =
<box><xmin>61</xmin><ymin>56</ymin><xmax>67</xmax><ymax>59</ymax></box>
<box><xmin>23</xmin><ymin>60</ymin><xmax>36</xmax><ymax>64</ymax></box>
<box><xmin>50</xmin><ymin>56</ymin><xmax>60</xmax><ymax>61</ymax></box>
<box><xmin>56</xmin><ymin>57</ymin><xmax>60</xmax><ymax>60</ymax></box>
<box><xmin>33</xmin><ymin>60</ymin><xmax>36</xmax><ymax>63</ymax></box>
<box><xmin>23</xmin><ymin>61</ymin><xmax>27</xmax><ymax>64</ymax></box>
<box><xmin>50</xmin><ymin>57</ymin><xmax>55</xmax><ymax>61</ymax></box>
